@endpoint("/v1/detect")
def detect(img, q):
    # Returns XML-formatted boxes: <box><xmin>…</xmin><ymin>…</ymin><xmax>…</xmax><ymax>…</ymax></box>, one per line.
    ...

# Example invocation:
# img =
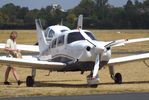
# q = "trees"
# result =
<box><xmin>94</xmin><ymin>0</ymin><xmax>109</xmax><ymax>19</ymax></box>
<box><xmin>72</xmin><ymin>0</ymin><xmax>95</xmax><ymax>16</ymax></box>
<box><xmin>0</xmin><ymin>0</ymin><xmax>149</xmax><ymax>29</ymax></box>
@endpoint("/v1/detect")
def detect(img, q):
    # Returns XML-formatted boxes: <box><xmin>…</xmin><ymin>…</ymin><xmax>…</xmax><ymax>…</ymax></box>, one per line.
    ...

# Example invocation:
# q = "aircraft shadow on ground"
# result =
<box><xmin>35</xmin><ymin>82</ymin><xmax>88</xmax><ymax>88</ymax></box>
<box><xmin>34</xmin><ymin>80</ymin><xmax>149</xmax><ymax>88</ymax></box>
<box><xmin>100</xmin><ymin>81</ymin><xmax>149</xmax><ymax>85</ymax></box>
<box><xmin>0</xmin><ymin>80</ymin><xmax>149</xmax><ymax>87</ymax></box>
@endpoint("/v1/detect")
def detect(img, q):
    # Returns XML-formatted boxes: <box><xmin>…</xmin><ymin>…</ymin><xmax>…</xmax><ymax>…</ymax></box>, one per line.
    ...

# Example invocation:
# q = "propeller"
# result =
<box><xmin>77</xmin><ymin>15</ymin><xmax>103</xmax><ymax>75</ymax></box>
<box><xmin>77</xmin><ymin>15</ymin><xmax>118</xmax><ymax>78</ymax></box>
<box><xmin>79</xmin><ymin>29</ymin><xmax>105</xmax><ymax>78</ymax></box>
<box><xmin>91</xmin><ymin>39</ymin><xmax>127</xmax><ymax>78</ymax></box>
<box><xmin>92</xmin><ymin>54</ymin><xmax>100</xmax><ymax>78</ymax></box>
<box><xmin>77</xmin><ymin>15</ymin><xmax>127</xmax><ymax>78</ymax></box>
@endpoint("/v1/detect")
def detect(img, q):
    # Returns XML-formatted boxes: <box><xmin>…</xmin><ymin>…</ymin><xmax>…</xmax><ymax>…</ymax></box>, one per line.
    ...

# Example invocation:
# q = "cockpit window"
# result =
<box><xmin>85</xmin><ymin>32</ymin><xmax>96</xmax><ymax>40</ymax></box>
<box><xmin>67</xmin><ymin>32</ymin><xmax>85</xmax><ymax>44</ymax></box>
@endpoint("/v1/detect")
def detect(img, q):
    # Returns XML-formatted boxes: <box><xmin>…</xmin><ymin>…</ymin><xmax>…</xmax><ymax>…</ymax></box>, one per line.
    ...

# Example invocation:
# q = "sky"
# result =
<box><xmin>0</xmin><ymin>0</ymin><xmax>145</xmax><ymax>11</ymax></box>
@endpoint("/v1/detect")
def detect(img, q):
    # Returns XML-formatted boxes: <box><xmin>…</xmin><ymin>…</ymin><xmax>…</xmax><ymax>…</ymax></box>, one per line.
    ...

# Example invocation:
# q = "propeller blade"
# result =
<box><xmin>93</xmin><ymin>54</ymin><xmax>100</xmax><ymax>78</ymax></box>
<box><xmin>105</xmin><ymin>39</ymin><xmax>126</xmax><ymax>48</ymax></box>
<box><xmin>79</xmin><ymin>29</ymin><xmax>96</xmax><ymax>47</ymax></box>
<box><xmin>77</xmin><ymin>14</ymin><xmax>83</xmax><ymax>29</ymax></box>
<box><xmin>80</xmin><ymin>29</ymin><xmax>105</xmax><ymax>55</ymax></box>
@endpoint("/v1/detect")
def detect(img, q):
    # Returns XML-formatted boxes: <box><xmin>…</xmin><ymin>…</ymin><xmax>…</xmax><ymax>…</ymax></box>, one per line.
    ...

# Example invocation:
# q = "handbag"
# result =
<box><xmin>10</xmin><ymin>51</ymin><xmax>22</xmax><ymax>58</ymax></box>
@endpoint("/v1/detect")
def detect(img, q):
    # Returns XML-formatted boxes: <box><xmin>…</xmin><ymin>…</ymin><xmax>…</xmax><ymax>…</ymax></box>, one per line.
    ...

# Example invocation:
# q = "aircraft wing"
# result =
<box><xmin>0</xmin><ymin>56</ymin><xmax>66</xmax><ymax>70</ymax></box>
<box><xmin>108</xmin><ymin>53</ymin><xmax>149</xmax><ymax>65</ymax></box>
<box><xmin>0</xmin><ymin>43</ymin><xmax>39</xmax><ymax>52</ymax></box>
<box><xmin>111</xmin><ymin>38</ymin><xmax>149</xmax><ymax>47</ymax></box>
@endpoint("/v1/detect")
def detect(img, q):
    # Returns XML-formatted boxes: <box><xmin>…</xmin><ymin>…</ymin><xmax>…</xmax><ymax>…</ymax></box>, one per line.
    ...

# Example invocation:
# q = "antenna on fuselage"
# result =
<box><xmin>77</xmin><ymin>14</ymin><xmax>83</xmax><ymax>29</ymax></box>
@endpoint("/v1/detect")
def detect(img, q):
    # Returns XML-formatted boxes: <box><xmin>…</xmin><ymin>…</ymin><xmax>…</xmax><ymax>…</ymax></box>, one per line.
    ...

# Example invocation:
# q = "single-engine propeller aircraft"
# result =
<box><xmin>0</xmin><ymin>15</ymin><xmax>149</xmax><ymax>87</ymax></box>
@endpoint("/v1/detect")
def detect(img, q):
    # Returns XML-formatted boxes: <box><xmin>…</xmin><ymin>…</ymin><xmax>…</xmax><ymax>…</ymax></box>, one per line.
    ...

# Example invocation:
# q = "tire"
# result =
<box><xmin>114</xmin><ymin>73</ymin><xmax>122</xmax><ymax>84</ymax></box>
<box><xmin>26</xmin><ymin>76</ymin><xmax>34</xmax><ymax>87</ymax></box>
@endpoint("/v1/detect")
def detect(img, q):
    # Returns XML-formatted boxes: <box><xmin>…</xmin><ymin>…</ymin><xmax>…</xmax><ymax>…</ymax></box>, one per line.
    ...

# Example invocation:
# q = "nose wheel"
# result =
<box><xmin>87</xmin><ymin>73</ymin><xmax>99</xmax><ymax>88</ymax></box>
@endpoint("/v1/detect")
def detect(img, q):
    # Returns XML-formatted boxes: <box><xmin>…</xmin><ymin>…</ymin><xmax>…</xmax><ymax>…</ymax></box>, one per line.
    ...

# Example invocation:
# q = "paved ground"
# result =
<box><xmin>1</xmin><ymin>93</ymin><xmax>149</xmax><ymax>100</ymax></box>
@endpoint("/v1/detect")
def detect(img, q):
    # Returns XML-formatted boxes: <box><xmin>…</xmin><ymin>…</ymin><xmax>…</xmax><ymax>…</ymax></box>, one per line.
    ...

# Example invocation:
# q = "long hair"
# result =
<box><xmin>10</xmin><ymin>31</ymin><xmax>17</xmax><ymax>39</ymax></box>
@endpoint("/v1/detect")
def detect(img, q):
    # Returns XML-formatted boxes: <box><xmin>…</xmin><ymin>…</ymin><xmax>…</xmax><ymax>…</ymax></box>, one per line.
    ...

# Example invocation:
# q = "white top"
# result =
<box><xmin>5</xmin><ymin>39</ymin><xmax>16</xmax><ymax>49</ymax></box>
<box><xmin>5</xmin><ymin>39</ymin><xmax>17</xmax><ymax>57</ymax></box>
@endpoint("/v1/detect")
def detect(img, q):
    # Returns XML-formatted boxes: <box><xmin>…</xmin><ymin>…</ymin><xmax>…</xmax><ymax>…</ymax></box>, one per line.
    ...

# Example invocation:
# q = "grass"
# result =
<box><xmin>0</xmin><ymin>29</ymin><xmax>149</xmax><ymax>97</ymax></box>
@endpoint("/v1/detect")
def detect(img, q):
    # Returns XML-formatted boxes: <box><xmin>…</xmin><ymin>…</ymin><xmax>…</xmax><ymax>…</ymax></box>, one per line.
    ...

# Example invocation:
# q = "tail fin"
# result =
<box><xmin>60</xmin><ymin>18</ymin><xmax>63</xmax><ymax>25</ymax></box>
<box><xmin>77</xmin><ymin>14</ymin><xmax>83</xmax><ymax>29</ymax></box>
<box><xmin>35</xmin><ymin>19</ymin><xmax>48</xmax><ymax>54</ymax></box>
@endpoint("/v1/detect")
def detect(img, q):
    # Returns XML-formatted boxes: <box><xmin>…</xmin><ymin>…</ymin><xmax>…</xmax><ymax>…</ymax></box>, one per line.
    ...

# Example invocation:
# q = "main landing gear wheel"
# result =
<box><xmin>26</xmin><ymin>76</ymin><xmax>34</xmax><ymax>87</ymax></box>
<box><xmin>114</xmin><ymin>73</ymin><xmax>122</xmax><ymax>84</ymax></box>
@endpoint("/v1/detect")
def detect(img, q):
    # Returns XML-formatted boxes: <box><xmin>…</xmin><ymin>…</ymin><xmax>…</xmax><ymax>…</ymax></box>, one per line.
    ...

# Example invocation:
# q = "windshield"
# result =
<box><xmin>85</xmin><ymin>31</ymin><xmax>96</xmax><ymax>40</ymax></box>
<box><xmin>67</xmin><ymin>32</ymin><xmax>85</xmax><ymax>44</ymax></box>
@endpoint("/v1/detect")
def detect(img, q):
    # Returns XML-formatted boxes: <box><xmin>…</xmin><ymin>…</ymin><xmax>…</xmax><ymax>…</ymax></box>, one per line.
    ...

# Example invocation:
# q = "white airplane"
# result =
<box><xmin>0</xmin><ymin>15</ymin><xmax>149</xmax><ymax>87</ymax></box>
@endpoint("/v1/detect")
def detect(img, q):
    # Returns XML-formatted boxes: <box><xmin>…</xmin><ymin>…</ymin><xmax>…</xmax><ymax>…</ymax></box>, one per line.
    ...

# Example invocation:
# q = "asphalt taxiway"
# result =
<box><xmin>1</xmin><ymin>93</ymin><xmax>149</xmax><ymax>100</ymax></box>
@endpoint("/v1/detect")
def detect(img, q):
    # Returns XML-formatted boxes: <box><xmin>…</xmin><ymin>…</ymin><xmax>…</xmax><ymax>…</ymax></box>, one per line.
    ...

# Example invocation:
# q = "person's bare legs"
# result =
<box><xmin>11</xmin><ymin>66</ymin><xmax>22</xmax><ymax>85</ymax></box>
<box><xmin>4</xmin><ymin>66</ymin><xmax>12</xmax><ymax>85</ymax></box>
<box><xmin>4</xmin><ymin>66</ymin><xmax>11</xmax><ymax>82</ymax></box>
<box><xmin>4</xmin><ymin>65</ymin><xmax>22</xmax><ymax>85</ymax></box>
<box><xmin>11</xmin><ymin>67</ymin><xmax>19</xmax><ymax>81</ymax></box>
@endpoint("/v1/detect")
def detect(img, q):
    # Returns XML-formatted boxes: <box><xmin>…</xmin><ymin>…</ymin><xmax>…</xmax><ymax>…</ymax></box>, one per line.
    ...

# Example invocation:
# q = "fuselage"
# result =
<box><xmin>40</xmin><ymin>25</ymin><xmax>112</xmax><ymax>71</ymax></box>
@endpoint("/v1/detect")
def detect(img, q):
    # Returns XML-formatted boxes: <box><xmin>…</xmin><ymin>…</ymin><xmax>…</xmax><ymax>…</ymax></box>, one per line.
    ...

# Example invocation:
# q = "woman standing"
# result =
<box><xmin>4</xmin><ymin>31</ymin><xmax>22</xmax><ymax>85</ymax></box>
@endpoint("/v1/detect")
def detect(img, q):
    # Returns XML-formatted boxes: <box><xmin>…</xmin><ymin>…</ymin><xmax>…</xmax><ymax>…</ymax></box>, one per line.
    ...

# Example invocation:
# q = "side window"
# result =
<box><xmin>58</xmin><ymin>35</ymin><xmax>65</xmax><ymax>46</ymax></box>
<box><xmin>48</xmin><ymin>29</ymin><xmax>55</xmax><ymax>39</ymax></box>
<box><xmin>45</xmin><ymin>28</ymin><xmax>50</xmax><ymax>37</ymax></box>
<box><xmin>52</xmin><ymin>38</ymin><xmax>57</xmax><ymax>48</ymax></box>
